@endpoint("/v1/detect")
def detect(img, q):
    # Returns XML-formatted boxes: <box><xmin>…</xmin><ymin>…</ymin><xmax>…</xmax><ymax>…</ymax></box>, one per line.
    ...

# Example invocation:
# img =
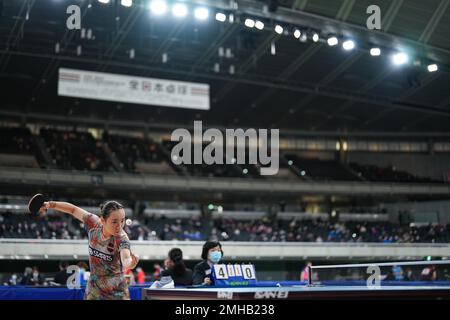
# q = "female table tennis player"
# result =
<box><xmin>38</xmin><ymin>200</ymin><xmax>138</xmax><ymax>300</ymax></box>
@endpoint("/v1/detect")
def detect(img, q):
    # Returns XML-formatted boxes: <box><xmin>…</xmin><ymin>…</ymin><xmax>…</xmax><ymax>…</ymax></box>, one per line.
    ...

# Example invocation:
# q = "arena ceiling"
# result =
<box><xmin>1</xmin><ymin>0</ymin><xmax>450</xmax><ymax>134</ymax></box>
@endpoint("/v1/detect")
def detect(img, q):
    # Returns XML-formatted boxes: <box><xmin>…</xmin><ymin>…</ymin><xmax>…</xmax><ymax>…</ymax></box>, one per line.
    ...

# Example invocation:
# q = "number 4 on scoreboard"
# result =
<box><xmin>214</xmin><ymin>265</ymin><xmax>229</xmax><ymax>279</ymax></box>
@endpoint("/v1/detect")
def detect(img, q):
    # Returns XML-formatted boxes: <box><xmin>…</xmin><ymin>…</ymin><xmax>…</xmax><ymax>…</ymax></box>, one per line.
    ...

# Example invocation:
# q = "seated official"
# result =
<box><xmin>192</xmin><ymin>241</ymin><xmax>223</xmax><ymax>286</ymax></box>
<box><xmin>54</xmin><ymin>261</ymin><xmax>70</xmax><ymax>286</ymax></box>
<box><xmin>160</xmin><ymin>248</ymin><xmax>193</xmax><ymax>286</ymax></box>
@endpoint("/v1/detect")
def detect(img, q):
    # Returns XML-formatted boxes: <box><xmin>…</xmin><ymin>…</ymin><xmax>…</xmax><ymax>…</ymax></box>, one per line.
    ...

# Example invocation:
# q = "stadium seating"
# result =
<box><xmin>2</xmin><ymin>212</ymin><xmax>449</xmax><ymax>243</ymax></box>
<box><xmin>40</xmin><ymin>129</ymin><xmax>114</xmax><ymax>171</ymax></box>
<box><xmin>1</xmin><ymin>126</ymin><xmax>445</xmax><ymax>184</ymax></box>
<box><xmin>0</xmin><ymin>127</ymin><xmax>44</xmax><ymax>168</ymax></box>
<box><xmin>284</xmin><ymin>154</ymin><xmax>359</xmax><ymax>181</ymax></box>
<box><xmin>349</xmin><ymin>162</ymin><xmax>441</xmax><ymax>183</ymax></box>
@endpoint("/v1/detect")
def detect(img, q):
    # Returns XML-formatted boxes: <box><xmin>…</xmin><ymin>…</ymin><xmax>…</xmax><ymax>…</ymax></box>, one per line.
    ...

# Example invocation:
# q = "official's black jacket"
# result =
<box><xmin>192</xmin><ymin>260</ymin><xmax>214</xmax><ymax>285</ymax></box>
<box><xmin>160</xmin><ymin>268</ymin><xmax>193</xmax><ymax>286</ymax></box>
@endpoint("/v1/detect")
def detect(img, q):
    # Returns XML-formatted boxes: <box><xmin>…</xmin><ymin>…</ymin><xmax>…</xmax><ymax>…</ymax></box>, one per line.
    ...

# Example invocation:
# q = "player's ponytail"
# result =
<box><xmin>168</xmin><ymin>248</ymin><xmax>186</xmax><ymax>276</ymax></box>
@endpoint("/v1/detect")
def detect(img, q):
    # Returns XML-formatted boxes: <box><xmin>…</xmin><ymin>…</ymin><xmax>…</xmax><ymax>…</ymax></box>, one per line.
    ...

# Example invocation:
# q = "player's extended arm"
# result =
<box><xmin>120</xmin><ymin>249</ymin><xmax>139</xmax><ymax>270</ymax></box>
<box><xmin>41</xmin><ymin>201</ymin><xmax>90</xmax><ymax>223</ymax></box>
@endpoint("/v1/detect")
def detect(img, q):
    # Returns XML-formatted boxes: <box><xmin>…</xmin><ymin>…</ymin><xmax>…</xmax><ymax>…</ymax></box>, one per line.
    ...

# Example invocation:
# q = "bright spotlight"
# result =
<box><xmin>244</xmin><ymin>18</ymin><xmax>255</xmax><ymax>28</ymax></box>
<box><xmin>194</xmin><ymin>7</ymin><xmax>209</xmax><ymax>20</ymax></box>
<box><xmin>98</xmin><ymin>0</ymin><xmax>110</xmax><ymax>3</ymax></box>
<box><xmin>274</xmin><ymin>24</ymin><xmax>283</xmax><ymax>34</ymax></box>
<box><xmin>215</xmin><ymin>12</ymin><xmax>226</xmax><ymax>22</ymax></box>
<box><xmin>312</xmin><ymin>33</ymin><xmax>319</xmax><ymax>42</ymax></box>
<box><xmin>370</xmin><ymin>47</ymin><xmax>381</xmax><ymax>56</ymax></box>
<box><xmin>327</xmin><ymin>36</ymin><xmax>338</xmax><ymax>46</ymax></box>
<box><xmin>150</xmin><ymin>0</ymin><xmax>168</xmax><ymax>15</ymax></box>
<box><xmin>392</xmin><ymin>52</ymin><xmax>408</xmax><ymax>65</ymax></box>
<box><xmin>343</xmin><ymin>40</ymin><xmax>355</xmax><ymax>50</ymax></box>
<box><xmin>293</xmin><ymin>29</ymin><xmax>301</xmax><ymax>39</ymax></box>
<box><xmin>172</xmin><ymin>3</ymin><xmax>188</xmax><ymax>17</ymax></box>
<box><xmin>255</xmin><ymin>20</ymin><xmax>264</xmax><ymax>30</ymax></box>
<box><xmin>120</xmin><ymin>0</ymin><xmax>132</xmax><ymax>7</ymax></box>
<box><xmin>427</xmin><ymin>64</ymin><xmax>438</xmax><ymax>72</ymax></box>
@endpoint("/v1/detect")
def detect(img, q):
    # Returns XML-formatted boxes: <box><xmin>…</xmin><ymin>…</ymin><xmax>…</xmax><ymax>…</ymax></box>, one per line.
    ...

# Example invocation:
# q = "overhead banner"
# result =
<box><xmin>58</xmin><ymin>68</ymin><xmax>210</xmax><ymax>110</ymax></box>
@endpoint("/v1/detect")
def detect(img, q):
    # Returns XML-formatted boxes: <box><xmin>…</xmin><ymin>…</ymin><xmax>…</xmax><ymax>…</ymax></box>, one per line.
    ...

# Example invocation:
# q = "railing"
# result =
<box><xmin>0</xmin><ymin>239</ymin><xmax>449</xmax><ymax>261</ymax></box>
<box><xmin>1</xmin><ymin>167</ymin><xmax>449</xmax><ymax>196</ymax></box>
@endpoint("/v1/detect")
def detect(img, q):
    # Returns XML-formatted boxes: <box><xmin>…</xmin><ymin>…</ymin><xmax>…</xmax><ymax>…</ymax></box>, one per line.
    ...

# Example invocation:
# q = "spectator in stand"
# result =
<box><xmin>135</xmin><ymin>267</ymin><xmax>146</xmax><ymax>285</ymax></box>
<box><xmin>300</xmin><ymin>261</ymin><xmax>312</xmax><ymax>283</ymax></box>
<box><xmin>20</xmin><ymin>267</ymin><xmax>33</xmax><ymax>285</ymax></box>
<box><xmin>7</xmin><ymin>273</ymin><xmax>18</xmax><ymax>286</ymax></box>
<box><xmin>420</xmin><ymin>265</ymin><xmax>437</xmax><ymax>281</ymax></box>
<box><xmin>30</xmin><ymin>267</ymin><xmax>44</xmax><ymax>286</ymax></box>
<box><xmin>404</xmin><ymin>267</ymin><xmax>415</xmax><ymax>281</ymax></box>
<box><xmin>392</xmin><ymin>265</ymin><xmax>404</xmax><ymax>281</ymax></box>
<box><xmin>443</xmin><ymin>268</ymin><xmax>450</xmax><ymax>281</ymax></box>
<box><xmin>152</xmin><ymin>263</ymin><xmax>162</xmax><ymax>281</ymax></box>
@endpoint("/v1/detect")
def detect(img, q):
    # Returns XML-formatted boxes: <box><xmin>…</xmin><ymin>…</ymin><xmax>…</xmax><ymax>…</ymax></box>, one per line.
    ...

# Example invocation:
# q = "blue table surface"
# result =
<box><xmin>1</xmin><ymin>280</ymin><xmax>449</xmax><ymax>300</ymax></box>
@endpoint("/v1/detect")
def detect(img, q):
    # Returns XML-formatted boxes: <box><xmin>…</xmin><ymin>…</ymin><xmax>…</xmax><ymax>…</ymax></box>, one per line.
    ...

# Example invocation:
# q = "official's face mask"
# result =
<box><xmin>209</xmin><ymin>251</ymin><xmax>222</xmax><ymax>264</ymax></box>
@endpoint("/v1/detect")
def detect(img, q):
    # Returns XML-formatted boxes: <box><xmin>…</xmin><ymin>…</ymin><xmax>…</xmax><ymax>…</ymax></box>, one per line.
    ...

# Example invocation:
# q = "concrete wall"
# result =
<box><xmin>1</xmin><ymin>239</ymin><xmax>448</xmax><ymax>261</ymax></box>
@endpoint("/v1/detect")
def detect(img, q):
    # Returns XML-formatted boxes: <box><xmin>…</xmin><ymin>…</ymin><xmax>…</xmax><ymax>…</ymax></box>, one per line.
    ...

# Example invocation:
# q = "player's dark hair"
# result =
<box><xmin>201</xmin><ymin>241</ymin><xmax>223</xmax><ymax>260</ymax></box>
<box><xmin>168</xmin><ymin>248</ymin><xmax>186</xmax><ymax>276</ymax></box>
<box><xmin>100</xmin><ymin>200</ymin><xmax>124</xmax><ymax>219</ymax></box>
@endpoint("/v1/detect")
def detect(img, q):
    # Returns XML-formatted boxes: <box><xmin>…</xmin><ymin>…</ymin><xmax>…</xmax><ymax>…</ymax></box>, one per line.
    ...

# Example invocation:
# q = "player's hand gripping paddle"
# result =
<box><xmin>28</xmin><ymin>194</ymin><xmax>46</xmax><ymax>217</ymax></box>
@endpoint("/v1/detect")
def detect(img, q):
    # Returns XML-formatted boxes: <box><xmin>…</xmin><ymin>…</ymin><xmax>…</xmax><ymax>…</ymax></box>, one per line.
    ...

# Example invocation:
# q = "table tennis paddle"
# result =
<box><xmin>28</xmin><ymin>194</ymin><xmax>46</xmax><ymax>217</ymax></box>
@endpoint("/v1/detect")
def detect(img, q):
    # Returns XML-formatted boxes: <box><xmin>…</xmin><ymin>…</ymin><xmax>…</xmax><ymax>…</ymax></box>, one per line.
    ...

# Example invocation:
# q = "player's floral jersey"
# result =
<box><xmin>83</xmin><ymin>213</ymin><xmax>130</xmax><ymax>300</ymax></box>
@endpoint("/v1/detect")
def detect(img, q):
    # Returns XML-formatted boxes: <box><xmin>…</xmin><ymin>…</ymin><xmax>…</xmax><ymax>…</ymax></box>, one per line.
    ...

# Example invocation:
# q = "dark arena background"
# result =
<box><xmin>1</xmin><ymin>0</ymin><xmax>450</xmax><ymax>305</ymax></box>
